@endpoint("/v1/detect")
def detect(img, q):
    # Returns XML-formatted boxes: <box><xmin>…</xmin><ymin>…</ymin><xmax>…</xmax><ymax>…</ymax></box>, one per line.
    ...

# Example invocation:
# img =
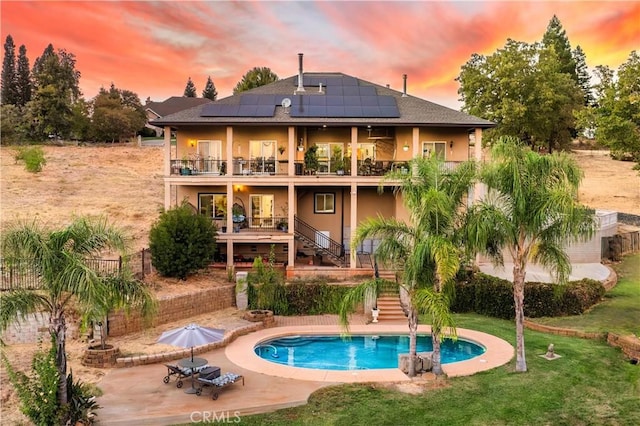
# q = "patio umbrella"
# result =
<box><xmin>157</xmin><ymin>323</ymin><xmax>225</xmax><ymax>362</ymax></box>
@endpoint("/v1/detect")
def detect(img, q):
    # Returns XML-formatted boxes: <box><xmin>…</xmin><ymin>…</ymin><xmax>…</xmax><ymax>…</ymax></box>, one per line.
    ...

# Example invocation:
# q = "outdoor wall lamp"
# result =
<box><xmin>449</xmin><ymin>140</ymin><xmax>454</xmax><ymax>149</ymax></box>
<box><xmin>402</xmin><ymin>143</ymin><xmax>409</xmax><ymax>152</ymax></box>
<box><xmin>297</xmin><ymin>138</ymin><xmax>305</xmax><ymax>151</ymax></box>
<box><xmin>189</xmin><ymin>139</ymin><xmax>196</xmax><ymax>147</ymax></box>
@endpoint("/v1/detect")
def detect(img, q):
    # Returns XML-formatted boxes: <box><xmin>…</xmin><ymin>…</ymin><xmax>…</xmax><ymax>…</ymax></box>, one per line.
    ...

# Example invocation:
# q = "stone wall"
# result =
<box><xmin>107</xmin><ymin>284</ymin><xmax>235</xmax><ymax>337</ymax></box>
<box><xmin>1</xmin><ymin>312</ymin><xmax>80</xmax><ymax>344</ymax></box>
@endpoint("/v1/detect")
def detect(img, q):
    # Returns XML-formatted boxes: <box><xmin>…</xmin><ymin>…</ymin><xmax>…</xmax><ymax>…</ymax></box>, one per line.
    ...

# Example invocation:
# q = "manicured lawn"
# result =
<box><xmin>233</xmin><ymin>313</ymin><xmax>639</xmax><ymax>425</ymax></box>
<box><xmin>182</xmin><ymin>254</ymin><xmax>640</xmax><ymax>425</ymax></box>
<box><xmin>533</xmin><ymin>253</ymin><xmax>640</xmax><ymax>336</ymax></box>
<box><xmin>227</xmin><ymin>255</ymin><xmax>640</xmax><ymax>426</ymax></box>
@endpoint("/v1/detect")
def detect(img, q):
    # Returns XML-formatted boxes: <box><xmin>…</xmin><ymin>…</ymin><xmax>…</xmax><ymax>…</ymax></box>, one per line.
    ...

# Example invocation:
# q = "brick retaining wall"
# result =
<box><xmin>107</xmin><ymin>284</ymin><xmax>235</xmax><ymax>337</ymax></box>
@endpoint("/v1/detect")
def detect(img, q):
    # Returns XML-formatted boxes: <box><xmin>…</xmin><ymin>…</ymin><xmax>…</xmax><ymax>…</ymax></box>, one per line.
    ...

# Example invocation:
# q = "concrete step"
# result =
<box><xmin>375</xmin><ymin>293</ymin><xmax>405</xmax><ymax>321</ymax></box>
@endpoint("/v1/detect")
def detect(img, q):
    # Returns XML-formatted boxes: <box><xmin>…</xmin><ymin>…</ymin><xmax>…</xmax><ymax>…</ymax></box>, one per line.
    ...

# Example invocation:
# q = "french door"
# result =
<box><xmin>249</xmin><ymin>194</ymin><xmax>274</xmax><ymax>228</ymax></box>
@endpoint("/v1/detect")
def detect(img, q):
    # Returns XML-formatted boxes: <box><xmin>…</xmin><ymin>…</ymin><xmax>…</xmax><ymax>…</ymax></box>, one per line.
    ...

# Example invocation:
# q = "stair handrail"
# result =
<box><xmin>293</xmin><ymin>215</ymin><xmax>345</xmax><ymax>261</ymax></box>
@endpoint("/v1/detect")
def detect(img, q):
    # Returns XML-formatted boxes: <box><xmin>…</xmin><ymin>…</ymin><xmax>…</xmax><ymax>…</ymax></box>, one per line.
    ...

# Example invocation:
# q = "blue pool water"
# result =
<box><xmin>254</xmin><ymin>335</ymin><xmax>485</xmax><ymax>370</ymax></box>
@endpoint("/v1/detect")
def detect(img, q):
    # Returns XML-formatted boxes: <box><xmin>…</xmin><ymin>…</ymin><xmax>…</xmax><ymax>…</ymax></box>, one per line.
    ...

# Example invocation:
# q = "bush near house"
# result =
<box><xmin>452</xmin><ymin>273</ymin><xmax>605</xmax><ymax>319</ymax></box>
<box><xmin>149</xmin><ymin>201</ymin><xmax>217</xmax><ymax>280</ymax></box>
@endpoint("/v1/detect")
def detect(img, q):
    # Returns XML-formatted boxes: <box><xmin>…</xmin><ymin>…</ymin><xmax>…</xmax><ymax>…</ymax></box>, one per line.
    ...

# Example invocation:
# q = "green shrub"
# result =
<box><xmin>66</xmin><ymin>370</ymin><xmax>101</xmax><ymax>425</ymax></box>
<box><xmin>286</xmin><ymin>280</ymin><xmax>351</xmax><ymax>315</ymax></box>
<box><xmin>247</xmin><ymin>254</ymin><xmax>288</xmax><ymax>314</ymax></box>
<box><xmin>149</xmin><ymin>201</ymin><xmax>217</xmax><ymax>279</ymax></box>
<box><xmin>451</xmin><ymin>273</ymin><xmax>606</xmax><ymax>319</ymax></box>
<box><xmin>14</xmin><ymin>146</ymin><xmax>47</xmax><ymax>172</ymax></box>
<box><xmin>247</xmin><ymin>255</ymin><xmax>352</xmax><ymax>315</ymax></box>
<box><xmin>2</xmin><ymin>341</ymin><xmax>62</xmax><ymax>425</ymax></box>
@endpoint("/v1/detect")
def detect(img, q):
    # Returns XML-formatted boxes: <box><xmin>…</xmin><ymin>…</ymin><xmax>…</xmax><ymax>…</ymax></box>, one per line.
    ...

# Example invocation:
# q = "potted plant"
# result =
<box><xmin>304</xmin><ymin>145</ymin><xmax>319</xmax><ymax>175</ymax></box>
<box><xmin>277</xmin><ymin>218</ymin><xmax>288</xmax><ymax>232</ymax></box>
<box><xmin>232</xmin><ymin>204</ymin><xmax>245</xmax><ymax>232</ymax></box>
<box><xmin>331</xmin><ymin>146</ymin><xmax>345</xmax><ymax>175</ymax></box>
<box><xmin>180</xmin><ymin>155</ymin><xmax>192</xmax><ymax>175</ymax></box>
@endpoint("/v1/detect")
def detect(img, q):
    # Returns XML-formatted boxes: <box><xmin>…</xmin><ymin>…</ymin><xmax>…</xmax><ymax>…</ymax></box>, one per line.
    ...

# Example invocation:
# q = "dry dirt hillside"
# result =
<box><xmin>1</xmin><ymin>145</ymin><xmax>639</xmax><ymax>250</ymax></box>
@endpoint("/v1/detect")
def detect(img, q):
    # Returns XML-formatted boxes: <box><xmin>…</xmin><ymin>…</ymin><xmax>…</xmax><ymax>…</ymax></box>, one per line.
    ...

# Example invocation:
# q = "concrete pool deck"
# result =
<box><xmin>96</xmin><ymin>315</ymin><xmax>513</xmax><ymax>425</ymax></box>
<box><xmin>226</xmin><ymin>324</ymin><xmax>514</xmax><ymax>382</ymax></box>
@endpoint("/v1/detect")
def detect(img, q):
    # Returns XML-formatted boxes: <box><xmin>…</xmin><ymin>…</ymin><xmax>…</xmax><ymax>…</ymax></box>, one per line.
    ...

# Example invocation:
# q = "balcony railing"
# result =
<box><xmin>171</xmin><ymin>159</ymin><xmax>461</xmax><ymax>177</ymax></box>
<box><xmin>212</xmin><ymin>216</ymin><xmax>289</xmax><ymax>233</ymax></box>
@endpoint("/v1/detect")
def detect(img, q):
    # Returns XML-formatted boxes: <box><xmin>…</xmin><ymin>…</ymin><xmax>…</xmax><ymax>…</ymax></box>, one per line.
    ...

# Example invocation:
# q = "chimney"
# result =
<box><xmin>296</xmin><ymin>53</ymin><xmax>305</xmax><ymax>93</ymax></box>
<box><xmin>402</xmin><ymin>74</ymin><xmax>408</xmax><ymax>97</ymax></box>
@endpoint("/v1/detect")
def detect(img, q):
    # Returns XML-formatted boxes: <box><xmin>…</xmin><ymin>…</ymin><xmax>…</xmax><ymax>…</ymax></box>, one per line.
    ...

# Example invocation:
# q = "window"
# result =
<box><xmin>199</xmin><ymin>193</ymin><xmax>227</xmax><ymax>218</ymax></box>
<box><xmin>422</xmin><ymin>141</ymin><xmax>446</xmax><ymax>159</ymax></box>
<box><xmin>314</xmin><ymin>193</ymin><xmax>335</xmax><ymax>214</ymax></box>
<box><xmin>249</xmin><ymin>194</ymin><xmax>274</xmax><ymax>227</ymax></box>
<box><xmin>316</xmin><ymin>143</ymin><xmax>345</xmax><ymax>174</ymax></box>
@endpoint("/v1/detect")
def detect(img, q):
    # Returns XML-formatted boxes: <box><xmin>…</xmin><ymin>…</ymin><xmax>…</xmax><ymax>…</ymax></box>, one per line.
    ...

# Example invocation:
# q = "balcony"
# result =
<box><xmin>170</xmin><ymin>159</ymin><xmax>461</xmax><ymax>177</ymax></box>
<box><xmin>213</xmin><ymin>216</ymin><xmax>289</xmax><ymax>233</ymax></box>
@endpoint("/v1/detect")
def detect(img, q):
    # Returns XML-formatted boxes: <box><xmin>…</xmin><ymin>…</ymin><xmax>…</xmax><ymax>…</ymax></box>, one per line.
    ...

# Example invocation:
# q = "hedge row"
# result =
<box><xmin>451</xmin><ymin>273</ymin><xmax>605</xmax><ymax>319</ymax></box>
<box><xmin>248</xmin><ymin>277</ymin><xmax>352</xmax><ymax>316</ymax></box>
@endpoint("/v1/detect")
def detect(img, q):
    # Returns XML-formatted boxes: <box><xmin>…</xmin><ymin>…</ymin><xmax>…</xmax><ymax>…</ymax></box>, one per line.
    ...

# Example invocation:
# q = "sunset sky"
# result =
<box><xmin>1</xmin><ymin>1</ymin><xmax>638</xmax><ymax>109</ymax></box>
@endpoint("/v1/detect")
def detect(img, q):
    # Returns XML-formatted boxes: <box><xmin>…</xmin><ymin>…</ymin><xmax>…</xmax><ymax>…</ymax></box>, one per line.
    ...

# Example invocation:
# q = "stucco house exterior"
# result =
<box><xmin>151</xmin><ymin>54</ymin><xmax>494</xmax><ymax>276</ymax></box>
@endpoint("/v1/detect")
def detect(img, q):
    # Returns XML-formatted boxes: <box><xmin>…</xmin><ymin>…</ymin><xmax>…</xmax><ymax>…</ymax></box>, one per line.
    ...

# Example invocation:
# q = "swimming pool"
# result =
<box><xmin>254</xmin><ymin>334</ymin><xmax>485</xmax><ymax>370</ymax></box>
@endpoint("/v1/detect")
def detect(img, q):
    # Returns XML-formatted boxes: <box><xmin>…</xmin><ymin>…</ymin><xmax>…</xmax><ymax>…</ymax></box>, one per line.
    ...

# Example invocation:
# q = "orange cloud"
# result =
<box><xmin>1</xmin><ymin>1</ymin><xmax>637</xmax><ymax>109</ymax></box>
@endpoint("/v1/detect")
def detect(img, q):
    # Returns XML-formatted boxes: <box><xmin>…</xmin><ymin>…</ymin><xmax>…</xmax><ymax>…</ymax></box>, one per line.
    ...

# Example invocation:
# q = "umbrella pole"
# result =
<box><xmin>191</xmin><ymin>346</ymin><xmax>194</xmax><ymax>362</ymax></box>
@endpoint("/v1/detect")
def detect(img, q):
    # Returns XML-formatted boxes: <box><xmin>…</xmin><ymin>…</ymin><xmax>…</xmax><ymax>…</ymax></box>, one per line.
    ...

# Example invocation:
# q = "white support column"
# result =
<box><xmin>164</xmin><ymin>126</ymin><xmax>172</xmax><ymax>209</ymax></box>
<box><xmin>288</xmin><ymin>182</ymin><xmax>295</xmax><ymax>267</ymax></box>
<box><xmin>226</xmin><ymin>126</ymin><xmax>233</xmax><ymax>174</ymax></box>
<box><xmin>350</xmin><ymin>183</ymin><xmax>358</xmax><ymax>269</ymax></box>
<box><xmin>288</xmin><ymin>126</ymin><xmax>295</xmax><ymax>176</ymax></box>
<box><xmin>474</xmin><ymin>127</ymin><xmax>483</xmax><ymax>161</ymax></box>
<box><xmin>226</xmin><ymin>181</ymin><xmax>234</xmax><ymax>269</ymax></box>
<box><xmin>351</xmin><ymin>127</ymin><xmax>358</xmax><ymax>176</ymax></box>
<box><xmin>412</xmin><ymin>127</ymin><xmax>420</xmax><ymax>158</ymax></box>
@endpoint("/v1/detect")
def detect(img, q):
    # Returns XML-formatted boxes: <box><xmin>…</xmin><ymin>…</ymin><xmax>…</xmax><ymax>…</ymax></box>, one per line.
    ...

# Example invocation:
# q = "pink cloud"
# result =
<box><xmin>1</xmin><ymin>1</ymin><xmax>637</xmax><ymax>109</ymax></box>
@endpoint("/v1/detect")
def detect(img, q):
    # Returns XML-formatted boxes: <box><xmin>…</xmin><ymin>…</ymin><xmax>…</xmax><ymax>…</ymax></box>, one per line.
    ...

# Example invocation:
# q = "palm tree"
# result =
<box><xmin>0</xmin><ymin>216</ymin><xmax>156</xmax><ymax>408</ymax></box>
<box><xmin>340</xmin><ymin>156</ymin><xmax>476</xmax><ymax>376</ymax></box>
<box><xmin>465</xmin><ymin>136</ymin><xmax>595</xmax><ymax>372</ymax></box>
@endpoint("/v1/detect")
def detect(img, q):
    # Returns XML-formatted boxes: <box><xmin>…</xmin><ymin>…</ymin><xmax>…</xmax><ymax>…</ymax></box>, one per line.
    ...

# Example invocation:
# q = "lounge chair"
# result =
<box><xmin>162</xmin><ymin>363</ymin><xmax>209</xmax><ymax>388</ymax></box>
<box><xmin>195</xmin><ymin>372</ymin><xmax>244</xmax><ymax>399</ymax></box>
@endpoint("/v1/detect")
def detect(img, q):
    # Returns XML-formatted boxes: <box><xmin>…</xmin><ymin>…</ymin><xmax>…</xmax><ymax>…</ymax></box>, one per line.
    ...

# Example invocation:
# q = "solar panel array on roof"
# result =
<box><xmin>200</xmin><ymin>77</ymin><xmax>400</xmax><ymax>118</ymax></box>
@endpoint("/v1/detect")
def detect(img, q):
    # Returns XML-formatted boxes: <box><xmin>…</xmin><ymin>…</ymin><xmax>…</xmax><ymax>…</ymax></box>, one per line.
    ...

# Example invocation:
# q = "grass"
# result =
<box><xmin>216</xmin><ymin>254</ymin><xmax>640</xmax><ymax>426</ymax></box>
<box><xmin>532</xmin><ymin>253</ymin><xmax>640</xmax><ymax>336</ymax></box>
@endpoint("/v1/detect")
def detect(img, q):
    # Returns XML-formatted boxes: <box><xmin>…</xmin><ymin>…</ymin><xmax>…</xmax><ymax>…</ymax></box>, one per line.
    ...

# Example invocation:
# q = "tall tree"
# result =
<box><xmin>465</xmin><ymin>136</ymin><xmax>595</xmax><ymax>372</ymax></box>
<box><xmin>0</xmin><ymin>217</ymin><xmax>155</xmax><ymax>414</ymax></box>
<box><xmin>90</xmin><ymin>83</ymin><xmax>146</xmax><ymax>142</ymax></box>
<box><xmin>183</xmin><ymin>77</ymin><xmax>196</xmax><ymax>97</ymax></box>
<box><xmin>573</xmin><ymin>45</ymin><xmax>594</xmax><ymax>106</ymax></box>
<box><xmin>590</xmin><ymin>51</ymin><xmax>640</xmax><ymax>164</ymax></box>
<box><xmin>458</xmin><ymin>37</ymin><xmax>583</xmax><ymax>152</ymax></box>
<box><xmin>29</xmin><ymin>44</ymin><xmax>82</xmax><ymax>139</ymax></box>
<box><xmin>541</xmin><ymin>15</ymin><xmax>576</xmax><ymax>79</ymax></box>
<box><xmin>16</xmin><ymin>44</ymin><xmax>31</xmax><ymax>107</ymax></box>
<box><xmin>202</xmin><ymin>76</ymin><xmax>217</xmax><ymax>100</ymax></box>
<box><xmin>233</xmin><ymin>67</ymin><xmax>278</xmax><ymax>94</ymax></box>
<box><xmin>340</xmin><ymin>156</ymin><xmax>476</xmax><ymax>376</ymax></box>
<box><xmin>1</xmin><ymin>34</ymin><xmax>18</xmax><ymax>105</ymax></box>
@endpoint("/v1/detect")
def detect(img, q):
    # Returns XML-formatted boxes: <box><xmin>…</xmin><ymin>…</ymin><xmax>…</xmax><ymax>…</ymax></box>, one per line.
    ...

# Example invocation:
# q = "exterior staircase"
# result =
<box><xmin>375</xmin><ymin>292</ymin><xmax>406</xmax><ymax>322</ymax></box>
<box><xmin>294</xmin><ymin>216</ymin><xmax>347</xmax><ymax>267</ymax></box>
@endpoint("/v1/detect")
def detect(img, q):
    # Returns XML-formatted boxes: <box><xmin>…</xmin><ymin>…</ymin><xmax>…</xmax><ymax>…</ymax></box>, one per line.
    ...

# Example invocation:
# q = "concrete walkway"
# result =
<box><xmin>96</xmin><ymin>315</ymin><xmax>367</xmax><ymax>425</ymax></box>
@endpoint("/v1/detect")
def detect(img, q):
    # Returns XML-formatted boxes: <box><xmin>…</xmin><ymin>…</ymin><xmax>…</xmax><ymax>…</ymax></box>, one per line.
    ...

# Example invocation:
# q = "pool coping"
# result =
<box><xmin>225</xmin><ymin>324</ymin><xmax>514</xmax><ymax>382</ymax></box>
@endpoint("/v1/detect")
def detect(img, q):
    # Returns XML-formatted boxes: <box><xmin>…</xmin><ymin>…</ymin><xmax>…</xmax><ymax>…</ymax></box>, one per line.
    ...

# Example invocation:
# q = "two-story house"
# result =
<box><xmin>152</xmin><ymin>54</ymin><xmax>494</xmax><ymax>277</ymax></box>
